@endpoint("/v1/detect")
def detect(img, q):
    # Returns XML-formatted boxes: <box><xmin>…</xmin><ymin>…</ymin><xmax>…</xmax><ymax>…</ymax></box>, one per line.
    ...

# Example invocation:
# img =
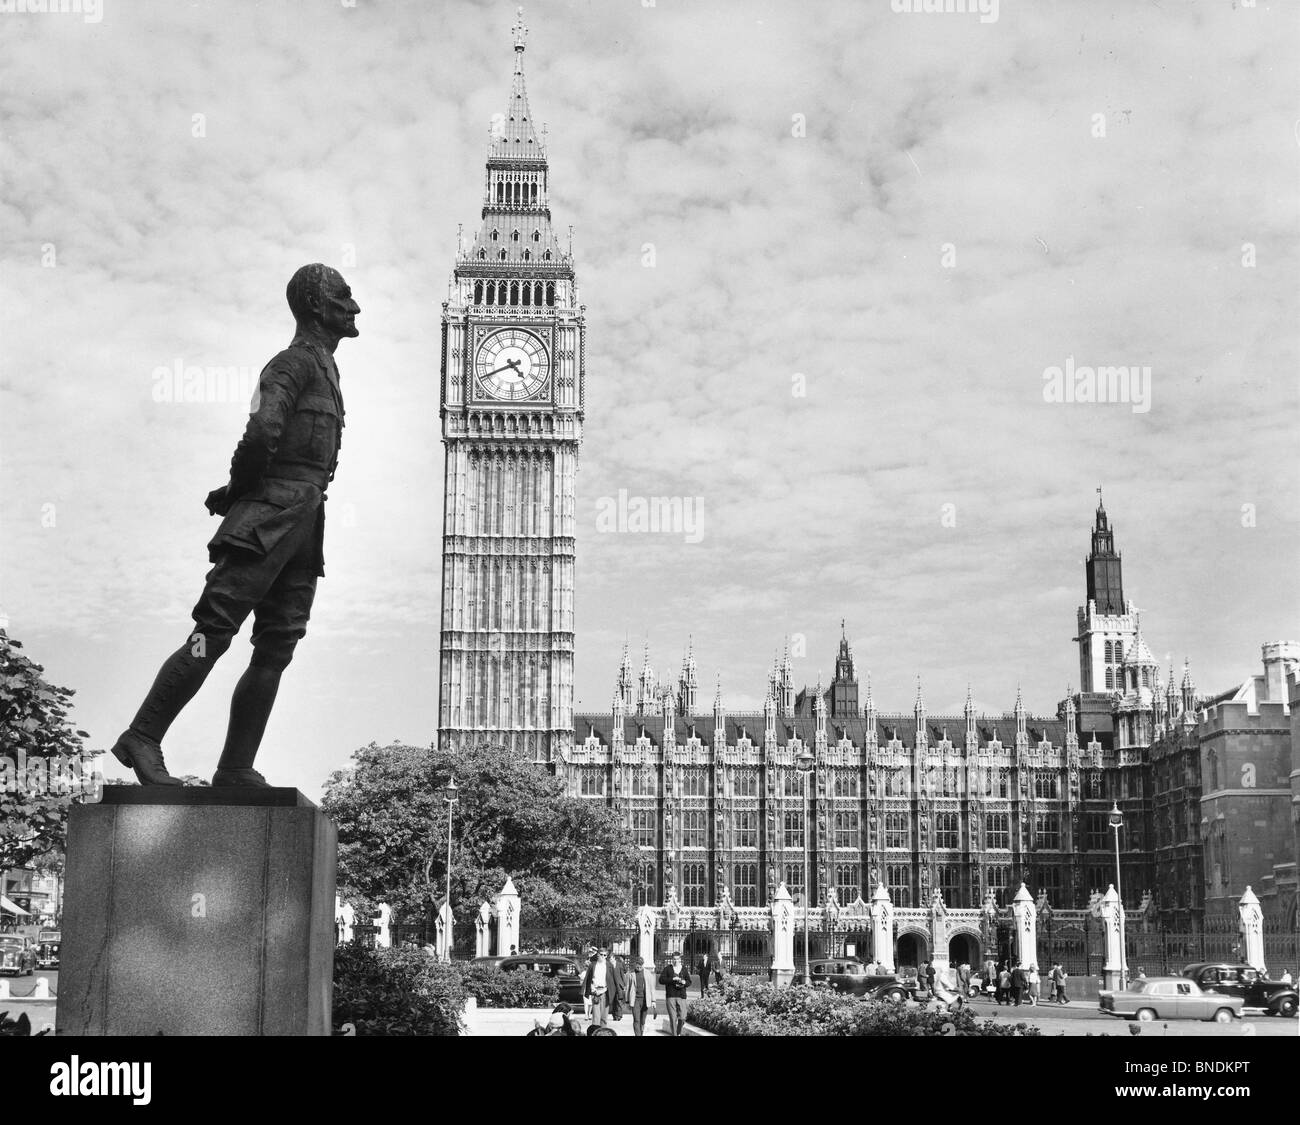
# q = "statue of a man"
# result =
<box><xmin>109</xmin><ymin>264</ymin><xmax>360</xmax><ymax>787</ymax></box>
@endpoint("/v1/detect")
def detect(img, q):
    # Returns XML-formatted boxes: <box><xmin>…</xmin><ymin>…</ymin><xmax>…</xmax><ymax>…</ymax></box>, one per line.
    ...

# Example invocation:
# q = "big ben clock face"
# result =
<box><xmin>474</xmin><ymin>328</ymin><xmax>550</xmax><ymax>401</ymax></box>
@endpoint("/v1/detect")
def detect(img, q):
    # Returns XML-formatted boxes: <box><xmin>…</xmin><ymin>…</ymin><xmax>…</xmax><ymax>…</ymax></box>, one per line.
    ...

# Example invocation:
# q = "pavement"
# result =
<box><xmin>463</xmin><ymin>997</ymin><xmax>711</xmax><ymax>1037</ymax></box>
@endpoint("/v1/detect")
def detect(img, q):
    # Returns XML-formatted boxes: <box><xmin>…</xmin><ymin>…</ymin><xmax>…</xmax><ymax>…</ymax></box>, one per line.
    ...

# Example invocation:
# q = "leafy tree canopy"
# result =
<box><xmin>0</xmin><ymin>630</ymin><xmax>99</xmax><ymax>871</ymax></box>
<box><xmin>322</xmin><ymin>741</ymin><xmax>636</xmax><ymax>928</ymax></box>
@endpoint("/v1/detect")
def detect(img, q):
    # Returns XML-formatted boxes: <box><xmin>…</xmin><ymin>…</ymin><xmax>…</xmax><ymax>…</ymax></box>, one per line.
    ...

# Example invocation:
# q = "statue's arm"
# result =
<box><xmin>224</xmin><ymin>353</ymin><xmax>312</xmax><ymax>499</ymax></box>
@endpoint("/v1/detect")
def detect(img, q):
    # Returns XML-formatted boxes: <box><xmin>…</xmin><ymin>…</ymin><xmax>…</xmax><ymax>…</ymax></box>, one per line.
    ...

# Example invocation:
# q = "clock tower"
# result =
<box><xmin>438</xmin><ymin>9</ymin><xmax>583</xmax><ymax>764</ymax></box>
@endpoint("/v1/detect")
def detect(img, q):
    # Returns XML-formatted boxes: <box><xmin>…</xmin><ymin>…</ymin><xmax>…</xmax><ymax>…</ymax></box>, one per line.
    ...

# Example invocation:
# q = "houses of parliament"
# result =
<box><xmin>438</xmin><ymin>15</ymin><xmax>1299</xmax><ymax>931</ymax></box>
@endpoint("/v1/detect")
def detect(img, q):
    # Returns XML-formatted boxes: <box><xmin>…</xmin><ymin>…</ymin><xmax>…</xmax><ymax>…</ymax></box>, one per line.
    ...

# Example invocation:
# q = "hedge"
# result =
<box><xmin>333</xmin><ymin>944</ymin><xmax>468</xmax><ymax>1036</ymax></box>
<box><xmin>687</xmin><ymin>976</ymin><xmax>1043</xmax><ymax>1037</ymax></box>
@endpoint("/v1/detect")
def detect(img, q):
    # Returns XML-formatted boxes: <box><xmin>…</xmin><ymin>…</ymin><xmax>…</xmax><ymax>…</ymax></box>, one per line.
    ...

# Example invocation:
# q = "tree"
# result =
<box><xmin>0</xmin><ymin>630</ymin><xmax>100</xmax><ymax>872</ymax></box>
<box><xmin>322</xmin><ymin>741</ymin><xmax>636</xmax><ymax>928</ymax></box>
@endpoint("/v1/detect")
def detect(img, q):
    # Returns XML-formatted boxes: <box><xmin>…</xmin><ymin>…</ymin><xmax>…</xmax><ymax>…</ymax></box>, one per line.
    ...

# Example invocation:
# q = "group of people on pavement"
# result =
<box><xmin>579</xmin><ymin>945</ymin><xmax>721</xmax><ymax>1036</ymax></box>
<box><xmin>979</xmin><ymin>959</ymin><xmax>1069</xmax><ymax>1005</ymax></box>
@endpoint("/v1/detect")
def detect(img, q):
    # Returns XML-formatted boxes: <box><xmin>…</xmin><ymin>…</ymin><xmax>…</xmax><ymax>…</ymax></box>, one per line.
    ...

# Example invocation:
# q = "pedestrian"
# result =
<box><xmin>696</xmin><ymin>949</ymin><xmax>710</xmax><ymax>997</ymax></box>
<box><xmin>925</xmin><ymin>960</ymin><xmax>937</xmax><ymax>997</ymax></box>
<box><xmin>1011</xmin><ymin>963</ymin><xmax>1028</xmax><ymax>1006</ymax></box>
<box><xmin>625</xmin><ymin>954</ymin><xmax>653</xmax><ymax>1037</ymax></box>
<box><xmin>1028</xmin><ymin>964</ymin><xmax>1040</xmax><ymax>1005</ymax></box>
<box><xmin>1135</xmin><ymin>966</ymin><xmax>1147</xmax><ymax>980</ymax></box>
<box><xmin>983</xmin><ymin>956</ymin><xmax>997</xmax><ymax>996</ymax></box>
<box><xmin>582</xmin><ymin>947</ymin><xmax>623</xmax><ymax>1028</ymax></box>
<box><xmin>659</xmin><ymin>951</ymin><xmax>692</xmax><ymax>1036</ymax></box>
<box><xmin>1280</xmin><ymin>969</ymin><xmax>1293</xmax><ymax>985</ymax></box>
<box><xmin>957</xmin><ymin>962</ymin><xmax>972</xmax><ymax>998</ymax></box>
<box><xmin>705</xmin><ymin>945</ymin><xmax>726</xmax><ymax>992</ymax></box>
<box><xmin>996</xmin><ymin>963</ymin><xmax>1012</xmax><ymax>1006</ymax></box>
<box><xmin>1051</xmin><ymin>962</ymin><xmax>1070</xmax><ymax>1004</ymax></box>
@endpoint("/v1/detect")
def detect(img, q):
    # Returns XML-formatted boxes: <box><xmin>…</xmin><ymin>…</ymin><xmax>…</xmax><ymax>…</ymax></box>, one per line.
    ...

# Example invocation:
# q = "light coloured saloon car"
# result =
<box><xmin>1098</xmin><ymin>976</ymin><xmax>1244</xmax><ymax>1023</ymax></box>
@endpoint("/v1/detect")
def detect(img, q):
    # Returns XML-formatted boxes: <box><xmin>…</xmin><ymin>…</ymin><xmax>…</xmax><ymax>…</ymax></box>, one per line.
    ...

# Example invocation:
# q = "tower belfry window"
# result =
<box><xmin>512</xmin><ymin>230</ymin><xmax>520</xmax><ymax>242</ymax></box>
<box><xmin>491</xmin><ymin>229</ymin><xmax>499</xmax><ymax>241</ymax></box>
<box><xmin>532</xmin><ymin>230</ymin><xmax>541</xmax><ymax>242</ymax></box>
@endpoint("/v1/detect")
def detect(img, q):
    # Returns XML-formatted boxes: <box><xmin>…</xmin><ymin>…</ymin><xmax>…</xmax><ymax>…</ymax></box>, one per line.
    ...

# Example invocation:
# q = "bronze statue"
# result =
<box><xmin>110</xmin><ymin>264</ymin><xmax>359</xmax><ymax>787</ymax></box>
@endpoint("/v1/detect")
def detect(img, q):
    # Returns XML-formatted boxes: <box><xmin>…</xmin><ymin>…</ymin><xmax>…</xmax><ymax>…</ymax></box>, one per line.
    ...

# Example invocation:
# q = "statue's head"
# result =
<box><xmin>286</xmin><ymin>263</ymin><xmax>360</xmax><ymax>339</ymax></box>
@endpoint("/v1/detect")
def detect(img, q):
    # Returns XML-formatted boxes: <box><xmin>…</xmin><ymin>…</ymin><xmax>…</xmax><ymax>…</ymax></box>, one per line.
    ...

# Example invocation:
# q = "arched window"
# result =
<box><xmin>1105</xmin><ymin>667</ymin><xmax>1114</xmax><ymax>689</ymax></box>
<box><xmin>533</xmin><ymin>282</ymin><xmax>542</xmax><ymax>304</ymax></box>
<box><xmin>473</xmin><ymin>281</ymin><xmax>483</xmax><ymax>304</ymax></box>
<box><xmin>491</xmin><ymin>229</ymin><xmax>499</xmax><ymax>241</ymax></box>
<box><xmin>682</xmin><ymin>863</ymin><xmax>707</xmax><ymax>907</ymax></box>
<box><xmin>633</xmin><ymin>861</ymin><xmax>656</xmax><ymax>907</ymax></box>
<box><xmin>510</xmin><ymin>281</ymin><xmax>519</xmax><ymax>304</ymax></box>
<box><xmin>733</xmin><ymin>863</ymin><xmax>758</xmax><ymax>908</ymax></box>
<box><xmin>477</xmin><ymin>249</ymin><xmax>486</xmax><ymax>260</ymax></box>
<box><xmin>530</xmin><ymin>183</ymin><xmax>537</xmax><ymax>203</ymax></box>
<box><xmin>499</xmin><ymin>250</ymin><xmax>508</xmax><ymax>261</ymax></box>
<box><xmin>511</xmin><ymin>230</ymin><xmax>520</xmax><ymax>242</ymax></box>
<box><xmin>532</xmin><ymin>229</ymin><xmax>541</xmax><ymax>242</ymax></box>
<box><xmin>522</xmin><ymin>280</ymin><xmax>531</xmax><ymax>304</ymax></box>
<box><xmin>522</xmin><ymin>249</ymin><xmax>531</xmax><ymax>262</ymax></box>
<box><xmin>1104</xmin><ymin>641</ymin><xmax>1113</xmax><ymax>663</ymax></box>
<box><xmin>543</xmin><ymin>250</ymin><xmax>552</xmax><ymax>262</ymax></box>
<box><xmin>546</xmin><ymin>282</ymin><xmax>555</xmax><ymax>305</ymax></box>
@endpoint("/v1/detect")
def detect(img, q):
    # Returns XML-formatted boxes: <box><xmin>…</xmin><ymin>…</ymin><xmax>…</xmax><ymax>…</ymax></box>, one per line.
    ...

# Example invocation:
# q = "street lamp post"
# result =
<box><xmin>1108</xmin><ymin>800</ymin><xmax>1125</xmax><ymax>988</ymax></box>
<box><xmin>797</xmin><ymin>748</ymin><xmax>815</xmax><ymax>983</ymax></box>
<box><xmin>442</xmin><ymin>777</ymin><xmax>459</xmax><ymax>962</ymax></box>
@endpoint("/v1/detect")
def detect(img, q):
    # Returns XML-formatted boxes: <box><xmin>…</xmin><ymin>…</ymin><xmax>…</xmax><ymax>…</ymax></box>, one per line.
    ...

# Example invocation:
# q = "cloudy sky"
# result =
<box><xmin>1</xmin><ymin>0</ymin><xmax>1296</xmax><ymax>797</ymax></box>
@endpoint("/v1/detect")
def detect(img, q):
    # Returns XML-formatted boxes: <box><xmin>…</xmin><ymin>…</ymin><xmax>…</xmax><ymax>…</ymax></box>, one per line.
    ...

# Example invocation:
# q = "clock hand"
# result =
<box><xmin>483</xmin><ymin>358</ymin><xmax>524</xmax><ymax>378</ymax></box>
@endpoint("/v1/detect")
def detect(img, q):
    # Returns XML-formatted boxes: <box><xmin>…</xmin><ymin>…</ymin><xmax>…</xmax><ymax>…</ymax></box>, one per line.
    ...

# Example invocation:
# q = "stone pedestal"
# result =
<box><xmin>58</xmin><ymin>786</ymin><xmax>337</xmax><ymax>1036</ymax></box>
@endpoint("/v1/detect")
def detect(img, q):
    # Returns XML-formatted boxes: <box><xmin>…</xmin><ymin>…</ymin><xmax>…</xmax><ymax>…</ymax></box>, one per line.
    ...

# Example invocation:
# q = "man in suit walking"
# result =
<box><xmin>658</xmin><ymin>951</ymin><xmax>691</xmax><ymax>1036</ymax></box>
<box><xmin>625</xmin><ymin>954</ymin><xmax>654</xmax><ymax>1037</ymax></box>
<box><xmin>582</xmin><ymin>947</ymin><xmax>624</xmax><ymax>1027</ymax></box>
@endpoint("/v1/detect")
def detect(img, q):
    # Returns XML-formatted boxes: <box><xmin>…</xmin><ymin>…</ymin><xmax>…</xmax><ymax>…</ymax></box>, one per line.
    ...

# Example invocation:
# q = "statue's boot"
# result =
<box><xmin>211</xmin><ymin>664</ymin><xmax>281</xmax><ymax>788</ymax></box>
<box><xmin>114</xmin><ymin>637</ymin><xmax>225</xmax><ymax>784</ymax></box>
<box><xmin>109</xmin><ymin>728</ymin><xmax>182</xmax><ymax>787</ymax></box>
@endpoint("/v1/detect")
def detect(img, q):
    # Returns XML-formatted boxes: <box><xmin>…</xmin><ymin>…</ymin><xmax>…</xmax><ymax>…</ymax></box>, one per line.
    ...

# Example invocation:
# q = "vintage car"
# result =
<box><xmin>1181</xmin><ymin>963</ymin><xmax>1298</xmax><ymax>1018</ymax></box>
<box><xmin>792</xmin><ymin>958</ymin><xmax>920</xmax><ymax>1003</ymax></box>
<box><xmin>497</xmin><ymin>954</ymin><xmax>585</xmax><ymax>1005</ymax></box>
<box><xmin>1098</xmin><ymin>976</ymin><xmax>1243</xmax><ymax>1022</ymax></box>
<box><xmin>0</xmin><ymin>935</ymin><xmax>37</xmax><ymax>976</ymax></box>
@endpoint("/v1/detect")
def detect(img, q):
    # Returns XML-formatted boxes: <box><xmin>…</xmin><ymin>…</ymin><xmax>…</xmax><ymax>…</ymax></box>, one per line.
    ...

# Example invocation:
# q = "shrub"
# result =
<box><xmin>688</xmin><ymin>976</ymin><xmax>1042</xmax><ymax>1037</ymax></box>
<box><xmin>458</xmin><ymin>965</ymin><xmax>559</xmax><ymax>1008</ymax></box>
<box><xmin>333</xmin><ymin>943</ymin><xmax>467</xmax><ymax>1036</ymax></box>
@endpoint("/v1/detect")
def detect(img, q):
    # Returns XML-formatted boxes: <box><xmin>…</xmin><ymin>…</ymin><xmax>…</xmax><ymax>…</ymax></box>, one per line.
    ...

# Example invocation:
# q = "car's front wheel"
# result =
<box><xmin>1271</xmin><ymin>996</ymin><xmax>1296</xmax><ymax>1018</ymax></box>
<box><xmin>1135</xmin><ymin>1008</ymin><xmax>1157</xmax><ymax>1022</ymax></box>
<box><xmin>883</xmin><ymin>989</ymin><xmax>907</xmax><ymax>1004</ymax></box>
<box><xmin>1211</xmin><ymin>1008</ymin><xmax>1235</xmax><ymax>1024</ymax></box>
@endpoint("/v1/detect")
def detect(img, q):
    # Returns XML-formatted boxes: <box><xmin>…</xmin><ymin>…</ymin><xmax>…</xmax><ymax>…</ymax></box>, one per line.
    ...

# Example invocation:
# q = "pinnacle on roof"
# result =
<box><xmin>1181</xmin><ymin>658</ymin><xmax>1194</xmax><ymax>690</ymax></box>
<box><xmin>1014</xmin><ymin>683</ymin><xmax>1024</xmax><ymax>713</ymax></box>
<box><xmin>491</xmin><ymin>7</ymin><xmax>544</xmax><ymax>158</ymax></box>
<box><xmin>914</xmin><ymin>676</ymin><xmax>925</xmax><ymax>714</ymax></box>
<box><xmin>964</xmin><ymin>683</ymin><xmax>975</xmax><ymax>715</ymax></box>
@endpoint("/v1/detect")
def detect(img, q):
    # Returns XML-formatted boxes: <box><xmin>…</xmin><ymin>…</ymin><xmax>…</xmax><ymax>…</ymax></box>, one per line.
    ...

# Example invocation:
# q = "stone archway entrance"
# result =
<box><xmin>896</xmin><ymin>931</ymin><xmax>928</xmax><ymax>968</ymax></box>
<box><xmin>948</xmin><ymin>932</ymin><xmax>980</xmax><ymax>967</ymax></box>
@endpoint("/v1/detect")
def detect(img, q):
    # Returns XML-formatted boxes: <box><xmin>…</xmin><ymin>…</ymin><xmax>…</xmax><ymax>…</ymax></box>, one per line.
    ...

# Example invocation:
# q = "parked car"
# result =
<box><xmin>0</xmin><ymin>936</ymin><xmax>36</xmax><ymax>976</ymax></box>
<box><xmin>497</xmin><ymin>954</ymin><xmax>585</xmax><ymax>1004</ymax></box>
<box><xmin>1181</xmin><ymin>962</ymin><xmax>1298</xmax><ymax>1018</ymax></box>
<box><xmin>35</xmin><ymin>941</ymin><xmax>60</xmax><ymax>971</ymax></box>
<box><xmin>792</xmin><ymin>958</ymin><xmax>920</xmax><ymax>1003</ymax></box>
<box><xmin>1098</xmin><ymin>976</ymin><xmax>1243</xmax><ymax>1022</ymax></box>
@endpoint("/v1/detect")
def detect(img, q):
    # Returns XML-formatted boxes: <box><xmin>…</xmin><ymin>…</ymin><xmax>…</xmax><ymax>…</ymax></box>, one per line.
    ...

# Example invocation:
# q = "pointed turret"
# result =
<box><xmin>637</xmin><ymin>643</ymin><xmax>656</xmax><ymax>716</ymax></box>
<box><xmin>678</xmin><ymin>636</ymin><xmax>698</xmax><ymax>717</ymax></box>
<box><xmin>780</xmin><ymin>637</ymin><xmax>794</xmax><ymax>717</ymax></box>
<box><xmin>829</xmin><ymin>620</ymin><xmax>859</xmax><ymax>719</ymax></box>
<box><xmin>1181</xmin><ymin>658</ymin><xmax>1197</xmax><ymax>722</ymax></box>
<box><xmin>1086</xmin><ymin>487</ymin><xmax>1124</xmax><ymax>615</ymax></box>
<box><xmin>965</xmin><ymin>684</ymin><xmax>978</xmax><ymax>749</ymax></box>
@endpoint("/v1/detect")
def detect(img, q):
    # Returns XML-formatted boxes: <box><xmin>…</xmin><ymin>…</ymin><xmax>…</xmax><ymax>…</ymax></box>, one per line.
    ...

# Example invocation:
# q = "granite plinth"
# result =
<box><xmin>58</xmin><ymin>788</ymin><xmax>336</xmax><ymax>1036</ymax></box>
